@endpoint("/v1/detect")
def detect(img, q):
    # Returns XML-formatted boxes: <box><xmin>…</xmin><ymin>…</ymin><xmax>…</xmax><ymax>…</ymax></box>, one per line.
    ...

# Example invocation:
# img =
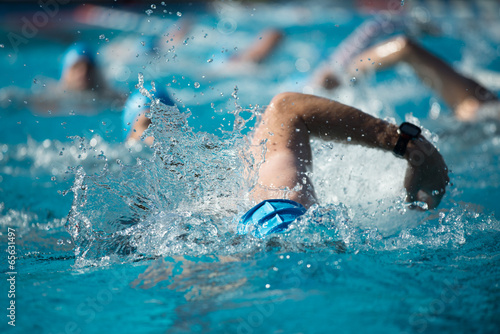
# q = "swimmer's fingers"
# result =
<box><xmin>404</xmin><ymin>160</ymin><xmax>448</xmax><ymax>210</ymax></box>
<box><xmin>404</xmin><ymin>165</ymin><xmax>429</xmax><ymax>209</ymax></box>
<box><xmin>403</xmin><ymin>138</ymin><xmax>449</xmax><ymax>210</ymax></box>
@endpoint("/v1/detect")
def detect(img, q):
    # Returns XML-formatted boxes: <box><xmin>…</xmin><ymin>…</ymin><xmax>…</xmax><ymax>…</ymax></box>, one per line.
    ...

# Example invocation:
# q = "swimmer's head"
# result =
<box><xmin>60</xmin><ymin>42</ymin><xmax>100</xmax><ymax>91</ymax></box>
<box><xmin>122</xmin><ymin>85</ymin><xmax>175</xmax><ymax>143</ymax></box>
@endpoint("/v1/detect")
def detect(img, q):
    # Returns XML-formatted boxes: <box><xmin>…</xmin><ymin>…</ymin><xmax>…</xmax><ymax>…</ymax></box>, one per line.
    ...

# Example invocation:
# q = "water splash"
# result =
<box><xmin>62</xmin><ymin>73</ymin><xmax>500</xmax><ymax>267</ymax></box>
<box><xmin>65</xmin><ymin>76</ymin><xmax>256</xmax><ymax>265</ymax></box>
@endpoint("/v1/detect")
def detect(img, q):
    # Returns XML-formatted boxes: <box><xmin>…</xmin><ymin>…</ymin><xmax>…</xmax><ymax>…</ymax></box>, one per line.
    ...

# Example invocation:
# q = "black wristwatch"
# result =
<box><xmin>393</xmin><ymin>122</ymin><xmax>421</xmax><ymax>157</ymax></box>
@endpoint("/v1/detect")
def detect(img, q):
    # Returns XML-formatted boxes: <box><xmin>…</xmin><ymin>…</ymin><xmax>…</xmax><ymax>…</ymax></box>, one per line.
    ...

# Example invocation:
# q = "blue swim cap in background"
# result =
<box><xmin>122</xmin><ymin>85</ymin><xmax>175</xmax><ymax>139</ymax></box>
<box><xmin>237</xmin><ymin>199</ymin><xmax>307</xmax><ymax>238</ymax></box>
<box><xmin>61</xmin><ymin>42</ymin><xmax>95</xmax><ymax>76</ymax></box>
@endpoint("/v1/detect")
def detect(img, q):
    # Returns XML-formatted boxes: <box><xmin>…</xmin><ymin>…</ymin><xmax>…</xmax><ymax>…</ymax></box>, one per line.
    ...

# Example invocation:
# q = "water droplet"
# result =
<box><xmin>194</xmin><ymin>82</ymin><xmax>200</xmax><ymax>88</ymax></box>
<box><xmin>145</xmin><ymin>9</ymin><xmax>153</xmax><ymax>16</ymax></box>
<box><xmin>207</xmin><ymin>58</ymin><xmax>213</xmax><ymax>63</ymax></box>
<box><xmin>151</xmin><ymin>4</ymin><xmax>156</xmax><ymax>9</ymax></box>
<box><xmin>347</xmin><ymin>136</ymin><xmax>352</xmax><ymax>142</ymax></box>
<box><xmin>177</xmin><ymin>11</ymin><xmax>182</xmax><ymax>17</ymax></box>
<box><xmin>57</xmin><ymin>239</ymin><xmax>64</xmax><ymax>245</ymax></box>
<box><xmin>51</xmin><ymin>176</ymin><xmax>56</xmax><ymax>181</ymax></box>
<box><xmin>33</xmin><ymin>79</ymin><xmax>38</xmax><ymax>84</ymax></box>
<box><xmin>99</xmin><ymin>34</ymin><xmax>105</xmax><ymax>40</ymax></box>
<box><xmin>265</xmin><ymin>284</ymin><xmax>270</xmax><ymax>289</ymax></box>
<box><xmin>0</xmin><ymin>44</ymin><xmax>4</xmax><ymax>48</ymax></box>
<box><xmin>350</xmin><ymin>77</ymin><xmax>357</xmax><ymax>83</ymax></box>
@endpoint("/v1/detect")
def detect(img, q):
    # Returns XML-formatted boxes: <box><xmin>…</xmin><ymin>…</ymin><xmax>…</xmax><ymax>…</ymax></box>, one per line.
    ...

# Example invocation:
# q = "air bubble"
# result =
<box><xmin>194</xmin><ymin>82</ymin><xmax>200</xmax><ymax>88</ymax></box>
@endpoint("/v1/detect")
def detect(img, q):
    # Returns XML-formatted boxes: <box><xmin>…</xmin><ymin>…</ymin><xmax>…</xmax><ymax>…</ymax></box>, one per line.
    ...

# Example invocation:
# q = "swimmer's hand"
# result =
<box><xmin>403</xmin><ymin>137</ymin><xmax>449</xmax><ymax>210</ymax></box>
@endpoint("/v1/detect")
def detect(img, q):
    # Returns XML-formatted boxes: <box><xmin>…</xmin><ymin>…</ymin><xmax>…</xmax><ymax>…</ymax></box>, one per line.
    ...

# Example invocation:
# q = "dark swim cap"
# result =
<box><xmin>237</xmin><ymin>199</ymin><xmax>307</xmax><ymax>238</ymax></box>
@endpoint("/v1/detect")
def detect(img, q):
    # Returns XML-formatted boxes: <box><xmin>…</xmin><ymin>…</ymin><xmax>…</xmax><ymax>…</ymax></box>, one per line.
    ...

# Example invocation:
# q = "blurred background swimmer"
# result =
<box><xmin>228</xmin><ymin>28</ymin><xmax>284</xmax><ymax>65</ymax></box>
<box><xmin>316</xmin><ymin>36</ymin><xmax>499</xmax><ymax>122</ymax></box>
<box><xmin>122</xmin><ymin>83</ymin><xmax>175</xmax><ymax>145</ymax></box>
<box><xmin>0</xmin><ymin>42</ymin><xmax>127</xmax><ymax>115</ymax></box>
<box><xmin>60</xmin><ymin>42</ymin><xmax>104</xmax><ymax>92</ymax></box>
<box><xmin>100</xmin><ymin>15</ymin><xmax>193</xmax><ymax>82</ymax></box>
<box><xmin>206</xmin><ymin>28</ymin><xmax>284</xmax><ymax>77</ymax></box>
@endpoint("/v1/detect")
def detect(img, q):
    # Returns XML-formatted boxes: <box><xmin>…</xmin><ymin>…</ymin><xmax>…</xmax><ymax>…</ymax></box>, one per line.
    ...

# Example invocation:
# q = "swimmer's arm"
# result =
<box><xmin>273</xmin><ymin>92</ymin><xmax>450</xmax><ymax>209</ymax></box>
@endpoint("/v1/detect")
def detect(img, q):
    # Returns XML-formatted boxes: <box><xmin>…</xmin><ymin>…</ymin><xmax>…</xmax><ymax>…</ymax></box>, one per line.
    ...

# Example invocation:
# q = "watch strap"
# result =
<box><xmin>393</xmin><ymin>122</ymin><xmax>421</xmax><ymax>157</ymax></box>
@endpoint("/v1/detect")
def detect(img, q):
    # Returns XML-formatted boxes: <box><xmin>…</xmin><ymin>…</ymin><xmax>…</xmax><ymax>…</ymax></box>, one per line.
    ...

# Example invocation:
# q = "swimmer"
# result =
<box><xmin>318</xmin><ymin>36</ymin><xmax>499</xmax><ymax>121</ymax></box>
<box><xmin>122</xmin><ymin>85</ymin><xmax>175</xmax><ymax>145</ymax></box>
<box><xmin>0</xmin><ymin>42</ymin><xmax>126</xmax><ymax>114</ymax></box>
<box><xmin>122</xmin><ymin>89</ymin><xmax>449</xmax><ymax>238</ymax></box>
<box><xmin>59</xmin><ymin>42</ymin><xmax>108</xmax><ymax>92</ymax></box>
<box><xmin>207</xmin><ymin>28</ymin><xmax>284</xmax><ymax>76</ymax></box>
<box><xmin>229</xmin><ymin>28</ymin><xmax>284</xmax><ymax>64</ymax></box>
<box><xmin>101</xmin><ymin>16</ymin><xmax>193</xmax><ymax>70</ymax></box>
<box><xmin>239</xmin><ymin>92</ymin><xmax>449</xmax><ymax>238</ymax></box>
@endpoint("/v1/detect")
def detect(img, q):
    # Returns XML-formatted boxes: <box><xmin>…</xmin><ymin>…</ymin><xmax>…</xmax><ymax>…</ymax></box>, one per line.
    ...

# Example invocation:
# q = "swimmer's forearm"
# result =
<box><xmin>274</xmin><ymin>92</ymin><xmax>444</xmax><ymax>162</ymax></box>
<box><xmin>273</xmin><ymin>92</ymin><xmax>400</xmax><ymax>152</ymax></box>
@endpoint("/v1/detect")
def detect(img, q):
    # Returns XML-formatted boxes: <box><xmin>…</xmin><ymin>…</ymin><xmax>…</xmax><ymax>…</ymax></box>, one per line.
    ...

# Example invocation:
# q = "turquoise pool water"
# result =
<box><xmin>1</xmin><ymin>1</ymin><xmax>499</xmax><ymax>333</ymax></box>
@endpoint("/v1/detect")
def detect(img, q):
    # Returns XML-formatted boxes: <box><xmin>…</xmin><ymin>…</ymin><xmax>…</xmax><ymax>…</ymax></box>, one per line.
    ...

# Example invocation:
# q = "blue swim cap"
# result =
<box><xmin>237</xmin><ymin>199</ymin><xmax>307</xmax><ymax>238</ymax></box>
<box><xmin>122</xmin><ymin>85</ymin><xmax>175</xmax><ymax>139</ymax></box>
<box><xmin>61</xmin><ymin>42</ymin><xmax>95</xmax><ymax>76</ymax></box>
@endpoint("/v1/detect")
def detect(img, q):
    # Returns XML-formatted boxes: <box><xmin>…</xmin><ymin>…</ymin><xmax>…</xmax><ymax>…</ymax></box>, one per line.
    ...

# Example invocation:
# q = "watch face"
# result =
<box><xmin>400</xmin><ymin>122</ymin><xmax>421</xmax><ymax>137</ymax></box>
